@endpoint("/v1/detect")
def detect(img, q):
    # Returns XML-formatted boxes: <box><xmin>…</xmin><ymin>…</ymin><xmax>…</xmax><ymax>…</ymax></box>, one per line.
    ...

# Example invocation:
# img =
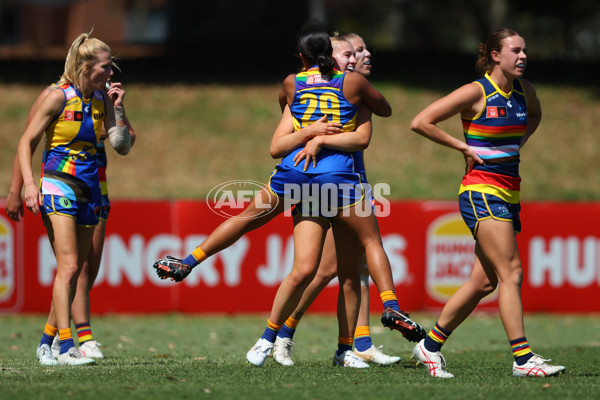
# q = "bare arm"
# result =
<box><xmin>293</xmin><ymin>107</ymin><xmax>373</xmax><ymax>171</ymax></box>
<box><xmin>410</xmin><ymin>82</ymin><xmax>484</xmax><ymax>174</ymax></box>
<box><xmin>270</xmin><ymin>105</ymin><xmax>344</xmax><ymax>158</ymax></box>
<box><xmin>17</xmin><ymin>89</ymin><xmax>65</xmax><ymax>215</ymax></box>
<box><xmin>344</xmin><ymin>72</ymin><xmax>391</xmax><ymax>117</ymax></box>
<box><xmin>5</xmin><ymin>86</ymin><xmax>54</xmax><ymax>221</ymax></box>
<box><xmin>519</xmin><ymin>79</ymin><xmax>542</xmax><ymax>148</ymax></box>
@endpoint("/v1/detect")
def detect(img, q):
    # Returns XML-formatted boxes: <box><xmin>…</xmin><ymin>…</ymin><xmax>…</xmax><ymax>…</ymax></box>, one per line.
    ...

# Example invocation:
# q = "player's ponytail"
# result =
<box><xmin>297</xmin><ymin>21</ymin><xmax>334</xmax><ymax>75</ymax></box>
<box><xmin>58</xmin><ymin>31</ymin><xmax>112</xmax><ymax>91</ymax></box>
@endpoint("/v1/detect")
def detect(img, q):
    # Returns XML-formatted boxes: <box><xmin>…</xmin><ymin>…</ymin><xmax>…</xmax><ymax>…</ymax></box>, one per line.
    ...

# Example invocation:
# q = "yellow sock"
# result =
<box><xmin>192</xmin><ymin>247</ymin><xmax>207</xmax><ymax>263</ymax></box>
<box><xmin>58</xmin><ymin>328</ymin><xmax>73</xmax><ymax>342</ymax></box>
<box><xmin>380</xmin><ymin>290</ymin><xmax>397</xmax><ymax>303</ymax></box>
<box><xmin>44</xmin><ymin>323</ymin><xmax>58</xmax><ymax>337</ymax></box>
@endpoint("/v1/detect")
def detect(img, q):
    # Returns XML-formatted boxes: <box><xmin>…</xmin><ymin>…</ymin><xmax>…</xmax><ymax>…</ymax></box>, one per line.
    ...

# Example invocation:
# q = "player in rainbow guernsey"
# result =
<box><xmin>459</xmin><ymin>72</ymin><xmax>527</xmax><ymax>204</ymax></box>
<box><xmin>18</xmin><ymin>33</ymin><xmax>130</xmax><ymax>366</ymax></box>
<box><xmin>410</xmin><ymin>28</ymin><xmax>565</xmax><ymax>379</ymax></box>
<box><xmin>41</xmin><ymin>84</ymin><xmax>105</xmax><ymax>206</ymax></box>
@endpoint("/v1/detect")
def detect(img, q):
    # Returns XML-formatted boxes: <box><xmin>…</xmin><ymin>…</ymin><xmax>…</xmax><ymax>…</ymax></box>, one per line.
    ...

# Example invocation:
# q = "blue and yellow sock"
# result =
<box><xmin>39</xmin><ymin>323</ymin><xmax>57</xmax><ymax>347</ymax></box>
<box><xmin>181</xmin><ymin>247</ymin><xmax>207</xmax><ymax>268</ymax></box>
<box><xmin>336</xmin><ymin>336</ymin><xmax>353</xmax><ymax>356</ymax></box>
<box><xmin>58</xmin><ymin>328</ymin><xmax>75</xmax><ymax>355</ymax></box>
<box><xmin>424</xmin><ymin>322</ymin><xmax>452</xmax><ymax>353</ymax></box>
<box><xmin>75</xmin><ymin>322</ymin><xmax>93</xmax><ymax>344</ymax></box>
<box><xmin>277</xmin><ymin>317</ymin><xmax>299</xmax><ymax>340</ymax></box>
<box><xmin>354</xmin><ymin>326</ymin><xmax>373</xmax><ymax>352</ymax></box>
<box><xmin>510</xmin><ymin>337</ymin><xmax>533</xmax><ymax>365</ymax></box>
<box><xmin>380</xmin><ymin>290</ymin><xmax>400</xmax><ymax>312</ymax></box>
<box><xmin>260</xmin><ymin>319</ymin><xmax>282</xmax><ymax>344</ymax></box>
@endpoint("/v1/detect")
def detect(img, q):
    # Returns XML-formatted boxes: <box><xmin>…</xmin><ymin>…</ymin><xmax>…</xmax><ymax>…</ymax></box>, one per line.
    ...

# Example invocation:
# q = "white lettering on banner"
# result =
<box><xmin>257</xmin><ymin>234</ymin><xmax>294</xmax><ymax>286</ymax></box>
<box><xmin>107</xmin><ymin>234</ymin><xmax>144</xmax><ymax>287</ymax></box>
<box><xmin>529</xmin><ymin>236</ymin><xmax>600</xmax><ymax>288</ymax></box>
<box><xmin>39</xmin><ymin>239</ymin><xmax>56</xmax><ymax>285</ymax></box>
<box><xmin>36</xmin><ymin>232</ymin><xmax>410</xmax><ymax>288</ymax></box>
<box><xmin>382</xmin><ymin>234</ymin><xmax>408</xmax><ymax>284</ymax></box>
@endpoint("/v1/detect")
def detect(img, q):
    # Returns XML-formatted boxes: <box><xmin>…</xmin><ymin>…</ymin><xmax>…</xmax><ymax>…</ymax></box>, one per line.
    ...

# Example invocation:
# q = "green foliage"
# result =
<box><xmin>1</xmin><ymin>314</ymin><xmax>598</xmax><ymax>400</ymax></box>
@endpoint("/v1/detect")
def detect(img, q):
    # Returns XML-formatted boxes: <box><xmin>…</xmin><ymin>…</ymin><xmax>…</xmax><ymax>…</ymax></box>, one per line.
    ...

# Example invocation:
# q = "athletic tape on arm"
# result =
<box><xmin>107</xmin><ymin>106</ymin><xmax>131</xmax><ymax>155</ymax></box>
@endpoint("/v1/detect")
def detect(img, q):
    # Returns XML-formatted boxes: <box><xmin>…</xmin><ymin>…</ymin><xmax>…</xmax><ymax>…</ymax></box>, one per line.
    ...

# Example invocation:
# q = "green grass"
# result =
<box><xmin>1</xmin><ymin>83</ymin><xmax>599</xmax><ymax>201</ymax></box>
<box><xmin>1</xmin><ymin>313</ymin><xmax>599</xmax><ymax>399</ymax></box>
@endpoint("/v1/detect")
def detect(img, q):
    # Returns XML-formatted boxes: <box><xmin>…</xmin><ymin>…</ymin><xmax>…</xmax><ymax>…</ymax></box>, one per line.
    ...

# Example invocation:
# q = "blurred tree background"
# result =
<box><xmin>0</xmin><ymin>0</ymin><xmax>599</xmax><ymax>86</ymax></box>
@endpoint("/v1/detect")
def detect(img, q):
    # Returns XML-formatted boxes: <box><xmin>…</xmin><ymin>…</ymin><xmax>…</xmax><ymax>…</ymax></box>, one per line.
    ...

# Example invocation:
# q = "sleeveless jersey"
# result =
<box><xmin>41</xmin><ymin>84</ymin><xmax>105</xmax><ymax>203</ymax></box>
<box><xmin>459</xmin><ymin>73</ymin><xmax>528</xmax><ymax>204</ymax></box>
<box><xmin>280</xmin><ymin>66</ymin><xmax>359</xmax><ymax>174</ymax></box>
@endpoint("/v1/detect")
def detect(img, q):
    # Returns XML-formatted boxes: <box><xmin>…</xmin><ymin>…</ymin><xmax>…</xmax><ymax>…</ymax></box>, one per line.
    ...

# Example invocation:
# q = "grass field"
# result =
<box><xmin>1</xmin><ymin>313</ymin><xmax>599</xmax><ymax>400</ymax></box>
<box><xmin>1</xmin><ymin>82</ymin><xmax>599</xmax><ymax>201</ymax></box>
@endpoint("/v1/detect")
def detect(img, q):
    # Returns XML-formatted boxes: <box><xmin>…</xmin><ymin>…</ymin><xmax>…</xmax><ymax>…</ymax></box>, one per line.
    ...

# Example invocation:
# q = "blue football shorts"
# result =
<box><xmin>459</xmin><ymin>191</ymin><xmax>521</xmax><ymax>237</ymax></box>
<box><xmin>41</xmin><ymin>194</ymin><xmax>100</xmax><ymax>227</ymax></box>
<box><xmin>269</xmin><ymin>164</ymin><xmax>365</xmax><ymax>218</ymax></box>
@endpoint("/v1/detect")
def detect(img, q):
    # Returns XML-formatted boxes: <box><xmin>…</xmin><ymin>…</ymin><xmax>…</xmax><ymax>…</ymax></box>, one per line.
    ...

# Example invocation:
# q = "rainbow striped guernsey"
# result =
<box><xmin>459</xmin><ymin>72</ymin><xmax>528</xmax><ymax>204</ymax></box>
<box><xmin>41</xmin><ymin>84</ymin><xmax>105</xmax><ymax>203</ymax></box>
<box><xmin>281</xmin><ymin>66</ymin><xmax>359</xmax><ymax>174</ymax></box>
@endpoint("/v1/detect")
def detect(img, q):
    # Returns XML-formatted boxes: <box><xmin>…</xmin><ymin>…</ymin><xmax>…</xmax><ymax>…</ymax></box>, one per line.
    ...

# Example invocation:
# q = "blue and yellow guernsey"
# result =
<box><xmin>41</xmin><ymin>84</ymin><xmax>105</xmax><ymax>204</ymax></box>
<box><xmin>459</xmin><ymin>73</ymin><xmax>528</xmax><ymax>204</ymax></box>
<box><xmin>281</xmin><ymin>66</ymin><xmax>359</xmax><ymax>174</ymax></box>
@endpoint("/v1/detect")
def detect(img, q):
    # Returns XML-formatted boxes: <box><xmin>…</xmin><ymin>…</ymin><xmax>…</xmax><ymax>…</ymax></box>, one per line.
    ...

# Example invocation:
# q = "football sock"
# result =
<box><xmin>510</xmin><ymin>337</ymin><xmax>533</xmax><ymax>365</ymax></box>
<box><xmin>40</xmin><ymin>323</ymin><xmax>57</xmax><ymax>347</ymax></box>
<box><xmin>58</xmin><ymin>328</ymin><xmax>75</xmax><ymax>355</ymax></box>
<box><xmin>260</xmin><ymin>319</ymin><xmax>282</xmax><ymax>343</ymax></box>
<box><xmin>336</xmin><ymin>336</ymin><xmax>353</xmax><ymax>356</ymax></box>
<box><xmin>75</xmin><ymin>322</ymin><xmax>93</xmax><ymax>344</ymax></box>
<box><xmin>424</xmin><ymin>322</ymin><xmax>452</xmax><ymax>353</ymax></box>
<box><xmin>354</xmin><ymin>326</ymin><xmax>372</xmax><ymax>352</ymax></box>
<box><xmin>181</xmin><ymin>247</ymin><xmax>207</xmax><ymax>268</ymax></box>
<box><xmin>380</xmin><ymin>290</ymin><xmax>400</xmax><ymax>312</ymax></box>
<box><xmin>277</xmin><ymin>317</ymin><xmax>299</xmax><ymax>340</ymax></box>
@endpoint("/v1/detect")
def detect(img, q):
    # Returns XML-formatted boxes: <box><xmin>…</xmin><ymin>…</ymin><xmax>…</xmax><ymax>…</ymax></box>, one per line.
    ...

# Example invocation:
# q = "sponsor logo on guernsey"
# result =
<box><xmin>426</xmin><ymin>213</ymin><xmax>498</xmax><ymax>303</ymax></box>
<box><xmin>486</xmin><ymin>106</ymin><xmax>507</xmax><ymax>118</ymax></box>
<box><xmin>515</xmin><ymin>112</ymin><xmax>527</xmax><ymax>118</ymax></box>
<box><xmin>307</xmin><ymin>74</ymin><xmax>330</xmax><ymax>84</ymax></box>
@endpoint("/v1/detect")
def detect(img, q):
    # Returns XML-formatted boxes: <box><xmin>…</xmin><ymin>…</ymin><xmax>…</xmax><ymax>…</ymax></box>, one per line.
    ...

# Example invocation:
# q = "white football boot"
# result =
<box><xmin>354</xmin><ymin>345</ymin><xmax>401</xmax><ymax>365</ymax></box>
<box><xmin>272</xmin><ymin>336</ymin><xmax>295</xmax><ymax>366</ymax></box>
<box><xmin>332</xmin><ymin>350</ymin><xmax>370</xmax><ymax>368</ymax></box>
<box><xmin>36</xmin><ymin>344</ymin><xmax>58</xmax><ymax>366</ymax></box>
<box><xmin>57</xmin><ymin>347</ymin><xmax>95</xmax><ymax>366</ymax></box>
<box><xmin>246</xmin><ymin>338</ymin><xmax>273</xmax><ymax>367</ymax></box>
<box><xmin>411</xmin><ymin>339</ymin><xmax>454</xmax><ymax>378</ymax></box>
<box><xmin>512</xmin><ymin>354</ymin><xmax>566</xmax><ymax>377</ymax></box>
<box><xmin>79</xmin><ymin>340</ymin><xmax>105</xmax><ymax>359</ymax></box>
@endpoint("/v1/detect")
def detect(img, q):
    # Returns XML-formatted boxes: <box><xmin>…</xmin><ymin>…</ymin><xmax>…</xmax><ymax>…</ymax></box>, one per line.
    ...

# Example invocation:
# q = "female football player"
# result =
<box><xmin>18</xmin><ymin>32</ymin><xmax>130</xmax><ymax>365</ymax></box>
<box><xmin>409</xmin><ymin>28</ymin><xmax>565</xmax><ymax>378</ymax></box>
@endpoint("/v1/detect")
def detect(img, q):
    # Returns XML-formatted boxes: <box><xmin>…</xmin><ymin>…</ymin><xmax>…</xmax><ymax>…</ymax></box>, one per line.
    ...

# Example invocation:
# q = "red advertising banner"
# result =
<box><xmin>1</xmin><ymin>199</ymin><xmax>599</xmax><ymax>314</ymax></box>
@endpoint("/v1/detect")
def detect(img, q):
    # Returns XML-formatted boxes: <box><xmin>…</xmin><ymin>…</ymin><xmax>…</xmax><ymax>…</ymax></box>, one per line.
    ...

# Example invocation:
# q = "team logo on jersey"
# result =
<box><xmin>307</xmin><ymin>74</ymin><xmax>330</xmax><ymax>84</ymax></box>
<box><xmin>64</xmin><ymin>111</ymin><xmax>84</xmax><ymax>121</ymax></box>
<box><xmin>486</xmin><ymin>106</ymin><xmax>507</xmax><ymax>118</ymax></box>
